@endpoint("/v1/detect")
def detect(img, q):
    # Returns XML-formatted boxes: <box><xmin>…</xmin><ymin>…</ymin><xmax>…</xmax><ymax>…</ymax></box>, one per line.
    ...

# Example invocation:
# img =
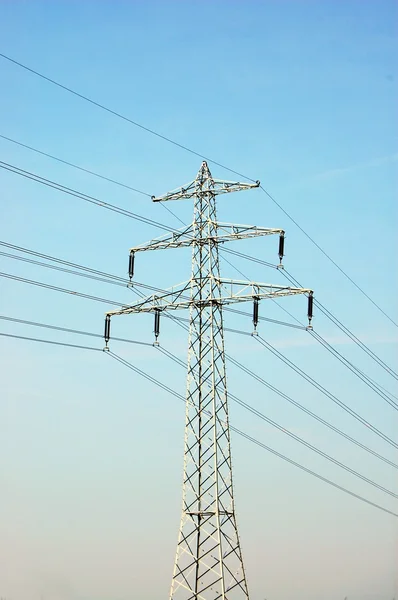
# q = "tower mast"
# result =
<box><xmin>104</xmin><ymin>162</ymin><xmax>313</xmax><ymax>599</ymax></box>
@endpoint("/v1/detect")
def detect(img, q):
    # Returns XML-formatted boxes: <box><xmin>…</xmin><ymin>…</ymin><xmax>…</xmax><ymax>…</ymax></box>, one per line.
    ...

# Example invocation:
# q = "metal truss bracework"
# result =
<box><xmin>104</xmin><ymin>162</ymin><xmax>313</xmax><ymax>599</ymax></box>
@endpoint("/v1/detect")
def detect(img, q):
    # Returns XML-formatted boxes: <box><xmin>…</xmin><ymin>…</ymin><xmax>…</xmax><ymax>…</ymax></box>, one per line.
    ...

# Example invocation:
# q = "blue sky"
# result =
<box><xmin>0</xmin><ymin>1</ymin><xmax>397</xmax><ymax>599</ymax></box>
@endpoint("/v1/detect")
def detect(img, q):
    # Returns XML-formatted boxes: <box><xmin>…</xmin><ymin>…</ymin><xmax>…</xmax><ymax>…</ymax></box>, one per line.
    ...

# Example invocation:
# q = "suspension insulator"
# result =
<box><xmin>307</xmin><ymin>292</ymin><xmax>314</xmax><ymax>327</ymax></box>
<box><xmin>104</xmin><ymin>315</ymin><xmax>111</xmax><ymax>345</ymax></box>
<box><xmin>154</xmin><ymin>309</ymin><xmax>160</xmax><ymax>342</ymax></box>
<box><xmin>128</xmin><ymin>252</ymin><xmax>135</xmax><ymax>280</ymax></box>
<box><xmin>278</xmin><ymin>233</ymin><xmax>285</xmax><ymax>264</ymax></box>
<box><xmin>253</xmin><ymin>297</ymin><xmax>259</xmax><ymax>332</ymax></box>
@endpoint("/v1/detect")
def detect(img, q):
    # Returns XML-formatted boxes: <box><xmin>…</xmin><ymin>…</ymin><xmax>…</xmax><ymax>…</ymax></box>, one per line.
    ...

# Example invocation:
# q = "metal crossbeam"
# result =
<box><xmin>104</xmin><ymin>161</ymin><xmax>313</xmax><ymax>599</ymax></box>
<box><xmin>130</xmin><ymin>223</ymin><xmax>283</xmax><ymax>254</ymax></box>
<box><xmin>107</xmin><ymin>280</ymin><xmax>310</xmax><ymax>316</ymax></box>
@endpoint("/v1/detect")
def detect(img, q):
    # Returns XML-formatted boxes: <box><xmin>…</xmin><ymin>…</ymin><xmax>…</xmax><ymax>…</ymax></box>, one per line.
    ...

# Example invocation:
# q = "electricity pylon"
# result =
<box><xmin>104</xmin><ymin>161</ymin><xmax>313</xmax><ymax>599</ymax></box>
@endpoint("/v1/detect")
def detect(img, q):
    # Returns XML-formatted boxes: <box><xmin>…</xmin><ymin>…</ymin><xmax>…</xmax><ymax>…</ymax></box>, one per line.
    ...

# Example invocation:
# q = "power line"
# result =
<box><xmin>315</xmin><ymin>300</ymin><xmax>398</xmax><ymax>380</ymax></box>
<box><xmin>0</xmin><ymin>331</ymin><xmax>102</xmax><ymax>351</ymax></box>
<box><xmin>220</xmin><ymin>250</ymin><xmax>398</xmax><ymax>401</ymax></box>
<box><xmin>0</xmin><ymin>267</ymin><xmax>269</xmax><ymax>336</ymax></box>
<box><xmin>0</xmin><ymin>234</ymin><xmax>394</xmax><ymax>446</ymax></box>
<box><xmin>254</xmin><ymin>334</ymin><xmax>398</xmax><ymax>450</ymax></box>
<box><xmin>0</xmin><ymin>271</ymin><xmax>125</xmax><ymax>306</ymax></box>
<box><xmin>157</xmin><ymin>347</ymin><xmax>398</xmax><ymax>496</ymax></box>
<box><xmin>310</xmin><ymin>329</ymin><xmax>398</xmax><ymax>409</ymax></box>
<box><xmin>219</xmin><ymin>242</ymin><xmax>398</xmax><ymax>391</ymax></box>
<box><xmin>259</xmin><ymin>185</ymin><xmax>398</xmax><ymax>328</ymax></box>
<box><xmin>220</xmin><ymin>246</ymin><xmax>276</xmax><ymax>269</ymax></box>
<box><xmin>2</xmin><ymin>153</ymin><xmax>394</xmax><ymax>380</ymax></box>
<box><xmin>0</xmin><ymin>54</ymin><xmax>252</xmax><ymax>181</ymax></box>
<box><xmin>229</xmin><ymin>392</ymin><xmax>398</xmax><ymax>499</ymax></box>
<box><xmin>5</xmin><ymin>262</ymin><xmax>394</xmax><ymax>452</ymax></box>
<box><xmin>0</xmin><ymin>315</ymin><xmax>153</xmax><ymax>347</ymax></box>
<box><xmin>0</xmin><ymin>160</ymin><xmax>176</xmax><ymax>233</ymax></box>
<box><xmin>3</xmin><ymin>257</ymin><xmax>396</xmax><ymax>446</ymax></box>
<box><xmin>0</xmin><ymin>133</ymin><xmax>151</xmax><ymax>197</ymax></box>
<box><xmin>1</xmin><ymin>52</ymin><xmax>395</xmax><ymax>327</ymax></box>
<box><xmin>106</xmin><ymin>350</ymin><xmax>398</xmax><ymax>518</ymax></box>
<box><xmin>159</xmin><ymin>312</ymin><xmax>398</xmax><ymax>470</ymax></box>
<box><xmin>2</xmin><ymin>315</ymin><xmax>396</xmax><ymax>517</ymax></box>
<box><xmin>235</xmin><ymin>427</ymin><xmax>398</xmax><ymax>519</ymax></box>
<box><xmin>0</xmin><ymin>240</ymin><xmax>128</xmax><ymax>281</ymax></box>
<box><xmin>218</xmin><ymin>245</ymin><xmax>398</xmax><ymax>382</ymax></box>
<box><xmin>0</xmin><ymin>242</ymin><xmax>305</xmax><ymax>331</ymax></box>
<box><xmin>7</xmin><ymin>236</ymin><xmax>395</xmax><ymax>389</ymax></box>
<box><xmin>0</xmin><ymin>131</ymin><xmax>194</xmax><ymax>229</ymax></box>
<box><xmin>226</xmin><ymin>354</ymin><xmax>398</xmax><ymax>470</ymax></box>
<box><xmin>281</xmin><ymin>267</ymin><xmax>398</xmax><ymax>380</ymax></box>
<box><xmin>0</xmin><ymin>250</ymin><xmax>129</xmax><ymax>287</ymax></box>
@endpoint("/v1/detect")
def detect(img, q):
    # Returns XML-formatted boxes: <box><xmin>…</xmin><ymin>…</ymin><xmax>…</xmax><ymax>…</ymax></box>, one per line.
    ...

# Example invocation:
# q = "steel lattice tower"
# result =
<box><xmin>104</xmin><ymin>162</ymin><xmax>312</xmax><ymax>599</ymax></box>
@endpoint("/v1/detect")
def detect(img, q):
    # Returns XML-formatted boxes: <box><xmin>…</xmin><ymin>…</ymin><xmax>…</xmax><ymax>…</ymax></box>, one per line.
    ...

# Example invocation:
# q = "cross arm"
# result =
<box><xmin>151</xmin><ymin>179</ymin><xmax>260</xmax><ymax>203</ymax></box>
<box><xmin>106</xmin><ymin>281</ymin><xmax>192</xmax><ymax>316</ymax></box>
<box><xmin>106</xmin><ymin>279</ymin><xmax>311</xmax><ymax>316</ymax></box>
<box><xmin>152</xmin><ymin>180</ymin><xmax>197</xmax><ymax>202</ymax></box>
<box><xmin>130</xmin><ymin>224</ymin><xmax>194</xmax><ymax>253</ymax></box>
<box><xmin>216</xmin><ymin>223</ymin><xmax>283</xmax><ymax>241</ymax></box>
<box><xmin>130</xmin><ymin>223</ymin><xmax>283</xmax><ymax>255</ymax></box>
<box><xmin>104</xmin><ymin>278</ymin><xmax>314</xmax><ymax>344</ymax></box>
<box><xmin>209</xmin><ymin>179</ymin><xmax>260</xmax><ymax>195</ymax></box>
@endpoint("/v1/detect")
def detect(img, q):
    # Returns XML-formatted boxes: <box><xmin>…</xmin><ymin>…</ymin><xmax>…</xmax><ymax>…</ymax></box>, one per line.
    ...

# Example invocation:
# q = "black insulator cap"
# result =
<box><xmin>278</xmin><ymin>233</ymin><xmax>285</xmax><ymax>262</ymax></box>
<box><xmin>128</xmin><ymin>252</ymin><xmax>135</xmax><ymax>280</ymax></box>
<box><xmin>253</xmin><ymin>297</ymin><xmax>259</xmax><ymax>329</ymax></box>
<box><xmin>104</xmin><ymin>315</ymin><xmax>111</xmax><ymax>344</ymax></box>
<box><xmin>307</xmin><ymin>292</ymin><xmax>314</xmax><ymax>322</ymax></box>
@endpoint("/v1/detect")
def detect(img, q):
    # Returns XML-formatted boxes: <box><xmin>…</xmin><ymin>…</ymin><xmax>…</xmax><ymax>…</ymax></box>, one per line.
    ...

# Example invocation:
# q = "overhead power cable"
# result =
<box><xmin>4</xmin><ymin>261</ymin><xmax>395</xmax><ymax>454</ymax></box>
<box><xmin>229</xmin><ymin>392</ymin><xmax>398</xmax><ymax>498</ymax></box>
<box><xmin>310</xmin><ymin>329</ymin><xmax>398</xmax><ymax>409</ymax></box>
<box><xmin>235</xmin><ymin>428</ymin><xmax>397</xmax><ymax>518</ymax></box>
<box><xmin>0</xmin><ymin>240</ymin><xmax>128</xmax><ymax>281</ymax></box>
<box><xmin>219</xmin><ymin>246</ymin><xmax>398</xmax><ymax>382</ymax></box>
<box><xmin>0</xmin><ymin>268</ymin><xmax>267</xmax><ymax>336</ymax></box>
<box><xmin>0</xmin><ymin>242</ymin><xmax>304</xmax><ymax>331</ymax></box>
<box><xmin>0</xmin><ymin>315</ymin><xmax>153</xmax><ymax>347</ymax></box>
<box><xmin>157</xmin><ymin>346</ymin><xmax>398</xmax><ymax>488</ymax></box>
<box><xmin>259</xmin><ymin>184</ymin><xmax>398</xmax><ymax>329</ymax></box>
<box><xmin>1</xmin><ymin>54</ymin><xmax>396</xmax><ymax>327</ymax></box>
<box><xmin>160</xmin><ymin>205</ymin><xmax>398</xmax><ymax>396</ymax></box>
<box><xmin>0</xmin><ymin>54</ymin><xmax>252</xmax><ymax>181</ymax></box>
<box><xmin>220</xmin><ymin>243</ymin><xmax>398</xmax><ymax>396</ymax></box>
<box><xmin>220</xmin><ymin>246</ymin><xmax>276</xmax><ymax>269</ymax></box>
<box><xmin>0</xmin><ymin>314</ymin><xmax>398</xmax><ymax>517</ymax></box>
<box><xmin>3</xmin><ymin>238</ymin><xmax>395</xmax><ymax>412</ymax></box>
<box><xmin>5</xmin><ymin>255</ymin><xmax>394</xmax><ymax>453</ymax></box>
<box><xmin>280</xmin><ymin>267</ymin><xmax>398</xmax><ymax>383</ymax></box>
<box><xmin>0</xmin><ymin>271</ymin><xmax>125</xmax><ymax>306</ymax></box>
<box><xmin>0</xmin><ymin>160</ymin><xmax>176</xmax><ymax>233</ymax></box>
<box><xmin>2</xmin><ymin>151</ymin><xmax>394</xmax><ymax>377</ymax></box>
<box><xmin>0</xmin><ymin>132</ymin><xmax>206</xmax><ymax>227</ymax></box>
<box><xmin>160</xmin><ymin>314</ymin><xmax>398</xmax><ymax>470</ymax></box>
<box><xmin>226</xmin><ymin>354</ymin><xmax>398</xmax><ymax>470</ymax></box>
<box><xmin>0</xmin><ymin>133</ymin><xmax>151</xmax><ymax>197</ymax></box>
<box><xmin>254</xmin><ymin>335</ymin><xmax>398</xmax><ymax>450</ymax></box>
<box><xmin>0</xmin><ymin>331</ymin><xmax>102</xmax><ymax>351</ymax></box>
<box><xmin>1</xmin><ymin>325</ymin><xmax>396</xmax><ymax>517</ymax></box>
<box><xmin>307</xmin><ymin>329</ymin><xmax>398</xmax><ymax>404</ymax></box>
<box><xmin>106</xmin><ymin>349</ymin><xmax>398</xmax><ymax>518</ymax></box>
<box><xmin>315</xmin><ymin>300</ymin><xmax>398</xmax><ymax>381</ymax></box>
<box><xmin>223</xmin><ymin>257</ymin><xmax>398</xmax><ymax>405</ymax></box>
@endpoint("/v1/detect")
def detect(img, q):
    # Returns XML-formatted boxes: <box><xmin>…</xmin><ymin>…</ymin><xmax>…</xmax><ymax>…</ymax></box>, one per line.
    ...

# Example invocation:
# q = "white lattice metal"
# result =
<box><xmin>105</xmin><ymin>162</ymin><xmax>312</xmax><ymax>599</ymax></box>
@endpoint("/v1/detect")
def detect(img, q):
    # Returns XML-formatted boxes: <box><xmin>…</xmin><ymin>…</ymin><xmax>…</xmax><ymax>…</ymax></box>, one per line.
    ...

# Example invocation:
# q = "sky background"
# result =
<box><xmin>0</xmin><ymin>1</ymin><xmax>397</xmax><ymax>599</ymax></box>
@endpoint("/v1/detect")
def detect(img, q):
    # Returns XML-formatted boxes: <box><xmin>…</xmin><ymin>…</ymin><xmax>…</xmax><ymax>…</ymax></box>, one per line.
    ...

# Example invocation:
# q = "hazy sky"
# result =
<box><xmin>0</xmin><ymin>1</ymin><xmax>397</xmax><ymax>599</ymax></box>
